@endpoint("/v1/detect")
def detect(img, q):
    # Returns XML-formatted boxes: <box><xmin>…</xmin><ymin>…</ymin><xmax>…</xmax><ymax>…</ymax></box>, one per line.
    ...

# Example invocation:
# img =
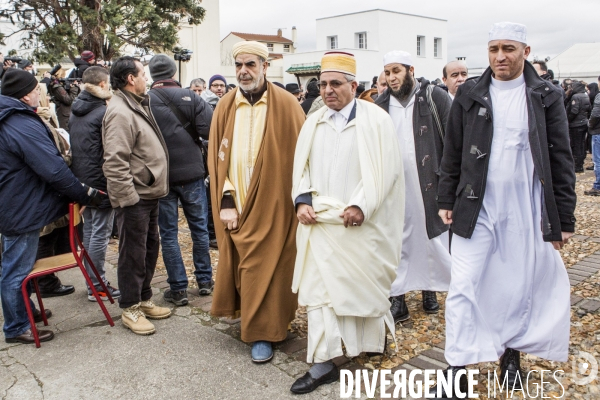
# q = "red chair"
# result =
<box><xmin>21</xmin><ymin>203</ymin><xmax>115</xmax><ymax>347</ymax></box>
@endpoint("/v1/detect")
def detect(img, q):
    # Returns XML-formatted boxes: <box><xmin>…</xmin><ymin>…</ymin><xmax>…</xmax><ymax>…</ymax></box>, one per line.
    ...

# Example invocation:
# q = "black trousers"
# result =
<box><xmin>115</xmin><ymin>199</ymin><xmax>160</xmax><ymax>309</ymax></box>
<box><xmin>569</xmin><ymin>125</ymin><xmax>587</xmax><ymax>171</ymax></box>
<box><xmin>36</xmin><ymin>226</ymin><xmax>70</xmax><ymax>291</ymax></box>
<box><xmin>206</xmin><ymin>180</ymin><xmax>216</xmax><ymax>241</ymax></box>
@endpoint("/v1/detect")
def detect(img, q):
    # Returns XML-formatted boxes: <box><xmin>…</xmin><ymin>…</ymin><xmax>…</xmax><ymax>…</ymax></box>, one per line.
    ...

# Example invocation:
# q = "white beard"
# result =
<box><xmin>237</xmin><ymin>65</ymin><xmax>265</xmax><ymax>92</ymax></box>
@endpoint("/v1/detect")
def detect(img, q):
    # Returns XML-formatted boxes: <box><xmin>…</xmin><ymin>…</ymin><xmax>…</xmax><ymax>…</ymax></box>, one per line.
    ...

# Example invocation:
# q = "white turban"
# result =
<box><xmin>232</xmin><ymin>41</ymin><xmax>269</xmax><ymax>60</ymax></box>
<box><xmin>488</xmin><ymin>22</ymin><xmax>527</xmax><ymax>44</ymax></box>
<box><xmin>383</xmin><ymin>50</ymin><xmax>413</xmax><ymax>67</ymax></box>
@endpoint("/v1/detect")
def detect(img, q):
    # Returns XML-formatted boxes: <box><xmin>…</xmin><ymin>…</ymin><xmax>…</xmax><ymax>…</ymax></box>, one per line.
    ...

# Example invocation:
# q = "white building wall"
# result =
<box><xmin>176</xmin><ymin>0</ymin><xmax>221</xmax><ymax>86</ymax></box>
<box><xmin>0</xmin><ymin>19</ymin><xmax>35</xmax><ymax>59</ymax></box>
<box><xmin>285</xmin><ymin>9</ymin><xmax>448</xmax><ymax>86</ymax></box>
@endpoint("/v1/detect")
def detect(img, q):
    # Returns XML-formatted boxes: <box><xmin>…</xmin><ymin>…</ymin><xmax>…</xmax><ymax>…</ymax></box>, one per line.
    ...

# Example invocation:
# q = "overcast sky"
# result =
<box><xmin>220</xmin><ymin>0</ymin><xmax>599</xmax><ymax>68</ymax></box>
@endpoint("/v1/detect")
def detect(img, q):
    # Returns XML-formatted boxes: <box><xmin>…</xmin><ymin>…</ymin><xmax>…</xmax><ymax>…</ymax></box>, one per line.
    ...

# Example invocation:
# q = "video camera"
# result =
<box><xmin>4</xmin><ymin>56</ymin><xmax>23</xmax><ymax>63</ymax></box>
<box><xmin>173</xmin><ymin>49</ymin><xmax>193</xmax><ymax>62</ymax></box>
<box><xmin>59</xmin><ymin>78</ymin><xmax>82</xmax><ymax>84</ymax></box>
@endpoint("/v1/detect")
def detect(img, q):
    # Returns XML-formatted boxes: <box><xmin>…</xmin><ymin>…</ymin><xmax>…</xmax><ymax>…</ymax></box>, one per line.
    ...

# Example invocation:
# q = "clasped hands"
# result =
<box><xmin>297</xmin><ymin>204</ymin><xmax>364</xmax><ymax>228</ymax></box>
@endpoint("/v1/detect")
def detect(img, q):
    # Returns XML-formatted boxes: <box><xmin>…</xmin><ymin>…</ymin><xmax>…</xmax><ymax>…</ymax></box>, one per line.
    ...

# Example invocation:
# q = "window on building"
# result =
<box><xmin>328</xmin><ymin>36</ymin><xmax>338</xmax><ymax>50</ymax></box>
<box><xmin>284</xmin><ymin>44</ymin><xmax>290</xmax><ymax>53</ymax></box>
<box><xmin>434</xmin><ymin>38</ymin><xmax>442</xmax><ymax>58</ymax></box>
<box><xmin>267</xmin><ymin>43</ymin><xmax>274</xmax><ymax>51</ymax></box>
<box><xmin>356</xmin><ymin>32</ymin><xmax>367</xmax><ymax>49</ymax></box>
<box><xmin>417</xmin><ymin>36</ymin><xmax>425</xmax><ymax>57</ymax></box>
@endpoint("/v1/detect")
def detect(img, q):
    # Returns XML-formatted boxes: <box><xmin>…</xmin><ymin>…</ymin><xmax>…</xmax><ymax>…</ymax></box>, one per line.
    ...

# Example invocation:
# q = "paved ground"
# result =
<box><xmin>1</xmin><ymin>168</ymin><xmax>600</xmax><ymax>399</ymax></box>
<box><xmin>0</xmin><ymin>264</ymin><xmax>350</xmax><ymax>399</ymax></box>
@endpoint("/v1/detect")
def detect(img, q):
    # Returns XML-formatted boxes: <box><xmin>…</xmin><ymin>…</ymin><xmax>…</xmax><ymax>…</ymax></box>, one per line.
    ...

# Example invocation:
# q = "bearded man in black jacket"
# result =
<box><xmin>147</xmin><ymin>55</ymin><xmax>214</xmax><ymax>306</ymax></box>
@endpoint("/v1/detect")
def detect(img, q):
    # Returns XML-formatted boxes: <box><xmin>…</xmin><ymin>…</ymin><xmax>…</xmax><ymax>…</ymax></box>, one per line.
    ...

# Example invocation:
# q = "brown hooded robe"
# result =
<box><xmin>208</xmin><ymin>81</ymin><xmax>305</xmax><ymax>343</ymax></box>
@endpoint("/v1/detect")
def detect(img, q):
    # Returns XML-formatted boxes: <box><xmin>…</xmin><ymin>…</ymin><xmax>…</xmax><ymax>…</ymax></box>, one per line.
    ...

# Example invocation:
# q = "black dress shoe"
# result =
<box><xmin>422</xmin><ymin>291</ymin><xmax>440</xmax><ymax>313</ymax></box>
<box><xmin>428</xmin><ymin>365</ymin><xmax>467</xmax><ymax>398</ymax></box>
<box><xmin>500</xmin><ymin>348</ymin><xmax>524</xmax><ymax>390</ymax></box>
<box><xmin>290</xmin><ymin>365</ymin><xmax>339</xmax><ymax>394</ymax></box>
<box><xmin>33</xmin><ymin>308</ymin><xmax>53</xmax><ymax>323</ymax></box>
<box><xmin>586</xmin><ymin>164</ymin><xmax>595</xmax><ymax>171</ymax></box>
<box><xmin>209</xmin><ymin>239</ymin><xmax>218</xmax><ymax>249</ymax></box>
<box><xmin>390</xmin><ymin>295</ymin><xmax>410</xmax><ymax>323</ymax></box>
<box><xmin>40</xmin><ymin>284</ymin><xmax>75</xmax><ymax>298</ymax></box>
<box><xmin>5</xmin><ymin>329</ymin><xmax>54</xmax><ymax>344</ymax></box>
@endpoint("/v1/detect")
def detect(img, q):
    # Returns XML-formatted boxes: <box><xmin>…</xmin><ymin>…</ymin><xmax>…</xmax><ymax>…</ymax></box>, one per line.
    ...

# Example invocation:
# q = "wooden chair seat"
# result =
<box><xmin>30</xmin><ymin>253</ymin><xmax>77</xmax><ymax>276</ymax></box>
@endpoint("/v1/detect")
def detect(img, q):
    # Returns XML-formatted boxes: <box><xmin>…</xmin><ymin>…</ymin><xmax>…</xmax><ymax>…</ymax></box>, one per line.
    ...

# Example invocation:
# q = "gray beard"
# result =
<box><xmin>391</xmin><ymin>75</ymin><xmax>415</xmax><ymax>102</ymax></box>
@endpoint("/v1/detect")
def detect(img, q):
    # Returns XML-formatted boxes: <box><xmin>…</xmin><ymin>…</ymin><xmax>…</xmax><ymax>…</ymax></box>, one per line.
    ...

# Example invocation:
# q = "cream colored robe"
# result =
<box><xmin>292</xmin><ymin>99</ymin><xmax>405</xmax><ymax>362</ymax></box>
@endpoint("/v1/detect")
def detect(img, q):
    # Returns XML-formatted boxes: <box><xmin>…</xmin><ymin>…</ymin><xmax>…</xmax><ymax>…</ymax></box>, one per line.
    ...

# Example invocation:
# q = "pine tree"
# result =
<box><xmin>0</xmin><ymin>0</ymin><xmax>206</xmax><ymax>63</ymax></box>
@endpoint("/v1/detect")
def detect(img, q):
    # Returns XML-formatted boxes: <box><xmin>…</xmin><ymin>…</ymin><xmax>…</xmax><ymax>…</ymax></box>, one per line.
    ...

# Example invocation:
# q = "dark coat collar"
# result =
<box><xmin>468</xmin><ymin>61</ymin><xmax>546</xmax><ymax>100</ymax></box>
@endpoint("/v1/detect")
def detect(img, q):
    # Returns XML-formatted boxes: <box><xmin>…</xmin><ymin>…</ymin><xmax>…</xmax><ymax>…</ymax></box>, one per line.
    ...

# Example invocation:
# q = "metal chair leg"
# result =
<box><xmin>32</xmin><ymin>278</ymin><xmax>48</xmax><ymax>326</ymax></box>
<box><xmin>21</xmin><ymin>278</ymin><xmax>40</xmax><ymax>348</ymax></box>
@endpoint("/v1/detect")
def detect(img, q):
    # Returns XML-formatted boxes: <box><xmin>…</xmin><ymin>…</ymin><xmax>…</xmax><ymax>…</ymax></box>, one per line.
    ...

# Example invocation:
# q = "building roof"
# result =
<box><xmin>286</xmin><ymin>63</ymin><xmax>321</xmax><ymax>75</ymax></box>
<box><xmin>229</xmin><ymin>32</ymin><xmax>293</xmax><ymax>44</ymax></box>
<box><xmin>547</xmin><ymin>43</ymin><xmax>600</xmax><ymax>79</ymax></box>
<box><xmin>316</xmin><ymin>9</ymin><xmax>446</xmax><ymax>22</ymax></box>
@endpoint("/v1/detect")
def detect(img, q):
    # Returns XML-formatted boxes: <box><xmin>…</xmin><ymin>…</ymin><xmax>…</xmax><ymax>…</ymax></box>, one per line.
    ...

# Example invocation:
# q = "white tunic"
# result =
<box><xmin>389</xmin><ymin>95</ymin><xmax>452</xmax><ymax>296</ymax></box>
<box><xmin>444</xmin><ymin>74</ymin><xmax>571</xmax><ymax>366</ymax></box>
<box><xmin>292</xmin><ymin>100</ymin><xmax>405</xmax><ymax>363</ymax></box>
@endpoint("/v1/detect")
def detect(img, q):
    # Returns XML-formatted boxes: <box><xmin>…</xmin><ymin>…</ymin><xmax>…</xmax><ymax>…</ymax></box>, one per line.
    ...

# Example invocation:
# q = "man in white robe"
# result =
<box><xmin>375</xmin><ymin>51</ymin><xmax>453</xmax><ymax>323</ymax></box>
<box><xmin>434</xmin><ymin>22</ymin><xmax>576</xmax><ymax>397</ymax></box>
<box><xmin>290</xmin><ymin>52</ymin><xmax>405</xmax><ymax>394</ymax></box>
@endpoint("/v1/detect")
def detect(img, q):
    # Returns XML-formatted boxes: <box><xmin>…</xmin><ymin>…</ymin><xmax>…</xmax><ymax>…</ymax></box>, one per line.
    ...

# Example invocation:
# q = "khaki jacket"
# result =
<box><xmin>102</xmin><ymin>89</ymin><xmax>169</xmax><ymax>208</ymax></box>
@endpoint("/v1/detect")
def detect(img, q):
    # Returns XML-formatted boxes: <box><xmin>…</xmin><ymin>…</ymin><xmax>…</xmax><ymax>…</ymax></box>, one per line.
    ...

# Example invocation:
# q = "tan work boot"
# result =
<box><xmin>140</xmin><ymin>300</ymin><xmax>172</xmax><ymax>320</ymax></box>
<box><xmin>122</xmin><ymin>303</ymin><xmax>155</xmax><ymax>335</ymax></box>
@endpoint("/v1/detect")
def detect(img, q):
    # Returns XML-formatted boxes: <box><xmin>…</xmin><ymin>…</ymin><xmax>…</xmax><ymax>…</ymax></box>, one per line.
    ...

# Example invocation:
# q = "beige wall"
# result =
<box><xmin>175</xmin><ymin>0</ymin><xmax>221</xmax><ymax>86</ymax></box>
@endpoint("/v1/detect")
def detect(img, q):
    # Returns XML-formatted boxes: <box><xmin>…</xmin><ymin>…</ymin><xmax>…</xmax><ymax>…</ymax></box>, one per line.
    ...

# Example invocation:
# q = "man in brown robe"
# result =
<box><xmin>208</xmin><ymin>41</ymin><xmax>305</xmax><ymax>363</ymax></box>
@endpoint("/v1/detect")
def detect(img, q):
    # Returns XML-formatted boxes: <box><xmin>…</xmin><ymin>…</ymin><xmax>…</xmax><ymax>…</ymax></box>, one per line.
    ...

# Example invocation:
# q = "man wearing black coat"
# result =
<box><xmin>70</xmin><ymin>66</ymin><xmax>120</xmax><ymax>302</ymax></box>
<box><xmin>433</xmin><ymin>22</ymin><xmax>576</xmax><ymax>398</ymax></box>
<box><xmin>147</xmin><ymin>55</ymin><xmax>214</xmax><ymax>306</ymax></box>
<box><xmin>301</xmin><ymin>81</ymin><xmax>320</xmax><ymax>115</ymax></box>
<box><xmin>69</xmin><ymin>51</ymin><xmax>96</xmax><ymax>79</ymax></box>
<box><xmin>566</xmin><ymin>80</ymin><xmax>591</xmax><ymax>172</ymax></box>
<box><xmin>375</xmin><ymin>51</ymin><xmax>452</xmax><ymax>324</ymax></box>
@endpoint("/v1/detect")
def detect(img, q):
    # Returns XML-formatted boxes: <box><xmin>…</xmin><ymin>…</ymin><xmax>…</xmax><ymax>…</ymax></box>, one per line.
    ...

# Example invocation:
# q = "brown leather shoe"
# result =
<box><xmin>33</xmin><ymin>309</ymin><xmax>53</xmax><ymax>323</ymax></box>
<box><xmin>5</xmin><ymin>329</ymin><xmax>54</xmax><ymax>344</ymax></box>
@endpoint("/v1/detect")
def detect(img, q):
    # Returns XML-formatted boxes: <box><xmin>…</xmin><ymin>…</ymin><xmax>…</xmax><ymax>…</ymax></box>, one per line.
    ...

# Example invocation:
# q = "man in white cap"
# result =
<box><xmin>375</xmin><ymin>50</ymin><xmax>453</xmax><ymax>324</ymax></box>
<box><xmin>291</xmin><ymin>51</ymin><xmax>405</xmax><ymax>394</ymax></box>
<box><xmin>208</xmin><ymin>41</ymin><xmax>305</xmax><ymax>363</ymax></box>
<box><xmin>434</xmin><ymin>22</ymin><xmax>575</xmax><ymax>397</ymax></box>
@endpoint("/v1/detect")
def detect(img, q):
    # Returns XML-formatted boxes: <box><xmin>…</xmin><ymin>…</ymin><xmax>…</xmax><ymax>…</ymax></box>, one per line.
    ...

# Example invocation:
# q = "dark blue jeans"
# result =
<box><xmin>0</xmin><ymin>230</ymin><xmax>39</xmax><ymax>338</ymax></box>
<box><xmin>158</xmin><ymin>179</ymin><xmax>212</xmax><ymax>291</ymax></box>
<box><xmin>593</xmin><ymin>135</ymin><xmax>600</xmax><ymax>190</ymax></box>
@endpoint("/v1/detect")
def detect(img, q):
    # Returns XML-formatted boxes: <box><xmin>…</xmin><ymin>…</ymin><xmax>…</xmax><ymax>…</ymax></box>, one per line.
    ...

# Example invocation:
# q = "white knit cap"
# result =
<box><xmin>383</xmin><ymin>50</ymin><xmax>413</xmax><ymax>67</ymax></box>
<box><xmin>488</xmin><ymin>22</ymin><xmax>527</xmax><ymax>44</ymax></box>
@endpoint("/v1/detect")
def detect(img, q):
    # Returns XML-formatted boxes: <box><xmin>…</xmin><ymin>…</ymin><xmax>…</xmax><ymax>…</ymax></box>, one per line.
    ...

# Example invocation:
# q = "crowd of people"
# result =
<box><xmin>0</xmin><ymin>20</ymin><xmax>597</xmax><ymax>396</ymax></box>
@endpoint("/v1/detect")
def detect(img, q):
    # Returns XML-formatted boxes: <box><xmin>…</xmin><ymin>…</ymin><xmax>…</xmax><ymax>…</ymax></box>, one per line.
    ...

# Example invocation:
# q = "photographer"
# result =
<box><xmin>69</xmin><ymin>50</ymin><xmax>96</xmax><ymax>79</ymax></box>
<box><xmin>49</xmin><ymin>66</ymin><xmax>79</xmax><ymax>130</ymax></box>
<box><xmin>0</xmin><ymin>53</ymin><xmax>18</xmax><ymax>81</ymax></box>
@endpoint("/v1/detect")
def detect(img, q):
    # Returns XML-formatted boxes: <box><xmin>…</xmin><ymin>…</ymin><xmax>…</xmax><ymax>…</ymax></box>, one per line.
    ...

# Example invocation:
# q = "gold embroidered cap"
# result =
<box><xmin>320</xmin><ymin>52</ymin><xmax>356</xmax><ymax>76</ymax></box>
<box><xmin>232</xmin><ymin>41</ymin><xmax>270</xmax><ymax>60</ymax></box>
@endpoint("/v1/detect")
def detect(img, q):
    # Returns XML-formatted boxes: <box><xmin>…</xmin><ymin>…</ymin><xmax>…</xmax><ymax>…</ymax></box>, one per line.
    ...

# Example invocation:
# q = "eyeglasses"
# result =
<box><xmin>211</xmin><ymin>83</ymin><xmax>226</xmax><ymax>88</ymax></box>
<box><xmin>316</xmin><ymin>80</ymin><xmax>348</xmax><ymax>90</ymax></box>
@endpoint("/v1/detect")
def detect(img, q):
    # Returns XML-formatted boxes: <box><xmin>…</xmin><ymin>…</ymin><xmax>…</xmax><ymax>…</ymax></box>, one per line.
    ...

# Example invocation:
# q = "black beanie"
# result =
<box><xmin>1</xmin><ymin>68</ymin><xmax>39</xmax><ymax>99</ymax></box>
